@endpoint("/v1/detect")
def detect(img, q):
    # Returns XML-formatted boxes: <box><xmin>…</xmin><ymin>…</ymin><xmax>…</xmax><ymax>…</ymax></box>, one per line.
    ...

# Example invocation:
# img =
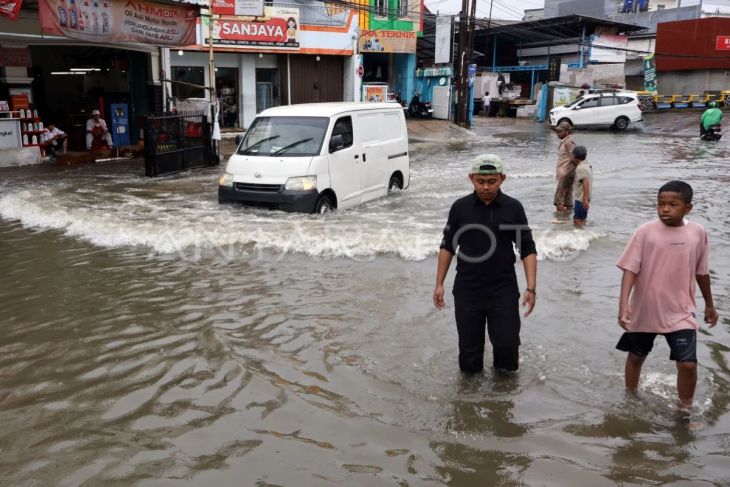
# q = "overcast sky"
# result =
<box><xmin>423</xmin><ymin>0</ymin><xmax>545</xmax><ymax>20</ymax></box>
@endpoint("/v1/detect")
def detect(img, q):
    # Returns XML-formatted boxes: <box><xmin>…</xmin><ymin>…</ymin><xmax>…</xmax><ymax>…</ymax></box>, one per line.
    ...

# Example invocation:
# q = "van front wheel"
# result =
<box><xmin>314</xmin><ymin>195</ymin><xmax>334</xmax><ymax>214</ymax></box>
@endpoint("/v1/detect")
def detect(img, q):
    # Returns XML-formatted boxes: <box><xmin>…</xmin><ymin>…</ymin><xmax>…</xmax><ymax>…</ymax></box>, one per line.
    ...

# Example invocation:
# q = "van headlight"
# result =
<box><xmin>285</xmin><ymin>176</ymin><xmax>317</xmax><ymax>191</ymax></box>
<box><xmin>219</xmin><ymin>172</ymin><xmax>234</xmax><ymax>186</ymax></box>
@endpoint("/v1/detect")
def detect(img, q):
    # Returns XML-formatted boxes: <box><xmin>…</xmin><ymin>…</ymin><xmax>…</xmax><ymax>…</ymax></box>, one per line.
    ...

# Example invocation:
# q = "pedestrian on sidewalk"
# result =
<box><xmin>554</xmin><ymin>121</ymin><xmax>577</xmax><ymax>212</ymax></box>
<box><xmin>482</xmin><ymin>92</ymin><xmax>491</xmax><ymax>117</ymax></box>
<box><xmin>433</xmin><ymin>154</ymin><xmax>537</xmax><ymax>373</ymax></box>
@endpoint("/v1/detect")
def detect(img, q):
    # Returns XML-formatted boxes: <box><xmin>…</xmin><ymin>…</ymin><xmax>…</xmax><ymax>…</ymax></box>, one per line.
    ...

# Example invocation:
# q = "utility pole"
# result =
<box><xmin>456</xmin><ymin>0</ymin><xmax>468</xmax><ymax>125</ymax></box>
<box><xmin>462</xmin><ymin>0</ymin><xmax>477</xmax><ymax>128</ymax></box>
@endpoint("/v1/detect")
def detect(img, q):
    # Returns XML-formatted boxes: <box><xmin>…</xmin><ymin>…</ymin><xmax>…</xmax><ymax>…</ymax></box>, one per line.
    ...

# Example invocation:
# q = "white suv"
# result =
<box><xmin>549</xmin><ymin>91</ymin><xmax>643</xmax><ymax>130</ymax></box>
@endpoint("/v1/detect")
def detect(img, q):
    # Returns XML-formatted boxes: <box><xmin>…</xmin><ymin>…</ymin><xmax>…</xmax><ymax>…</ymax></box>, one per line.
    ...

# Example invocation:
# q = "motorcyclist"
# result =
<box><xmin>700</xmin><ymin>101</ymin><xmax>723</xmax><ymax>138</ymax></box>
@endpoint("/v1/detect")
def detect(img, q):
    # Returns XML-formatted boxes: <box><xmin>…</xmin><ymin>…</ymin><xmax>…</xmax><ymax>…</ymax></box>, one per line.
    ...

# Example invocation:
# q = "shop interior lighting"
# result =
<box><xmin>70</xmin><ymin>68</ymin><xmax>101</xmax><ymax>72</ymax></box>
<box><xmin>178</xmin><ymin>49</ymin><xmax>184</xmax><ymax>56</ymax></box>
<box><xmin>316</xmin><ymin>56</ymin><xmax>321</xmax><ymax>61</ymax></box>
<box><xmin>258</xmin><ymin>53</ymin><xmax>263</xmax><ymax>58</ymax></box>
<box><xmin>51</xmin><ymin>71</ymin><xmax>86</xmax><ymax>75</ymax></box>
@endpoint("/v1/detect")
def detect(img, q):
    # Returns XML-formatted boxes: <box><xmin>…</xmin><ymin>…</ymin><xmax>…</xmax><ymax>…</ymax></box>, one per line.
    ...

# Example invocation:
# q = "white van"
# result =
<box><xmin>218</xmin><ymin>102</ymin><xmax>410</xmax><ymax>213</ymax></box>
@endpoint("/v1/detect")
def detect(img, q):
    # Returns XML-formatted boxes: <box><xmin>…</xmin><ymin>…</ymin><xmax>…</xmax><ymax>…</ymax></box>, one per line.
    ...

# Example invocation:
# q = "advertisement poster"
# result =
<box><xmin>553</xmin><ymin>87</ymin><xmax>580</xmax><ymax>107</ymax></box>
<box><xmin>359</xmin><ymin>30</ymin><xmax>417</xmax><ymax>53</ymax></box>
<box><xmin>210</xmin><ymin>7</ymin><xmax>299</xmax><ymax>49</ymax></box>
<box><xmin>39</xmin><ymin>0</ymin><xmax>198</xmax><ymax>47</ymax></box>
<box><xmin>0</xmin><ymin>0</ymin><xmax>23</xmax><ymax>20</ymax></box>
<box><xmin>211</xmin><ymin>0</ymin><xmax>263</xmax><ymax>18</ymax></box>
<box><xmin>643</xmin><ymin>53</ymin><xmax>657</xmax><ymax>93</ymax></box>
<box><xmin>434</xmin><ymin>15</ymin><xmax>452</xmax><ymax>64</ymax></box>
<box><xmin>589</xmin><ymin>35</ymin><xmax>628</xmax><ymax>63</ymax></box>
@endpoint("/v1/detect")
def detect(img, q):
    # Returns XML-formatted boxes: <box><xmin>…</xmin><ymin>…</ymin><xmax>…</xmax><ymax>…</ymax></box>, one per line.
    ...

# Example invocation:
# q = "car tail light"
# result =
<box><xmin>637</xmin><ymin>101</ymin><xmax>642</xmax><ymax>111</ymax></box>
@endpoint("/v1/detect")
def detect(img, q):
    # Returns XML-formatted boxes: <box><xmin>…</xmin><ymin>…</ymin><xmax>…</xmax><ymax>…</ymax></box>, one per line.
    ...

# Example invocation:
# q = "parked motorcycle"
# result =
<box><xmin>408</xmin><ymin>92</ymin><xmax>434</xmax><ymax>119</ymax></box>
<box><xmin>700</xmin><ymin>124</ymin><xmax>722</xmax><ymax>141</ymax></box>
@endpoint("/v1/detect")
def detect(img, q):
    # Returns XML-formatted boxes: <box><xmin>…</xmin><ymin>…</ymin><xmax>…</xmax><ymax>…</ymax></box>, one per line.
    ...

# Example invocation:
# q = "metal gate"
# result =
<box><xmin>432</xmin><ymin>86</ymin><xmax>451</xmax><ymax>120</ymax></box>
<box><xmin>144</xmin><ymin>112</ymin><xmax>215</xmax><ymax>177</ymax></box>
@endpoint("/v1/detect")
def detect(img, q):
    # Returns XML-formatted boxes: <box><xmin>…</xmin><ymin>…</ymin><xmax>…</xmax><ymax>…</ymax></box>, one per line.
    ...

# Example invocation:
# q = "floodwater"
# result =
<box><xmin>1</xmin><ymin>113</ymin><xmax>729</xmax><ymax>486</ymax></box>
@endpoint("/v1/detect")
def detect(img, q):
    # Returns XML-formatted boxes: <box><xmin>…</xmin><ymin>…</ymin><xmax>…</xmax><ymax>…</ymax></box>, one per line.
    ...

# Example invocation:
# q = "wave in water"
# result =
<box><xmin>1</xmin><ymin>189</ymin><xmax>604</xmax><ymax>262</ymax></box>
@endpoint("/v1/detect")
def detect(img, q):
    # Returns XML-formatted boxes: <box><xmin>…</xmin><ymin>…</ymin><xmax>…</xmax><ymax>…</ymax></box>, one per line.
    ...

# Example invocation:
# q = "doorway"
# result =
<box><xmin>216</xmin><ymin>67</ymin><xmax>239</xmax><ymax>128</ymax></box>
<box><xmin>255</xmin><ymin>68</ymin><xmax>279</xmax><ymax>114</ymax></box>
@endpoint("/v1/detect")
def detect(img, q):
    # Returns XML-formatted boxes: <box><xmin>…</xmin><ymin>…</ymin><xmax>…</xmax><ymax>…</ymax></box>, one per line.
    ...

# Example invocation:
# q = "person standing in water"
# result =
<box><xmin>553</xmin><ymin>121</ymin><xmax>577</xmax><ymax>213</ymax></box>
<box><xmin>433</xmin><ymin>154</ymin><xmax>537</xmax><ymax>374</ymax></box>
<box><xmin>616</xmin><ymin>180</ymin><xmax>719</xmax><ymax>414</ymax></box>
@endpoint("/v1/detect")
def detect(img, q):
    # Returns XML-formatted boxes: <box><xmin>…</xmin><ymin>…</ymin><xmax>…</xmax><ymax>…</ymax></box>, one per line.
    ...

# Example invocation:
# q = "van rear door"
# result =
<box><xmin>353</xmin><ymin>111</ymin><xmax>390</xmax><ymax>198</ymax></box>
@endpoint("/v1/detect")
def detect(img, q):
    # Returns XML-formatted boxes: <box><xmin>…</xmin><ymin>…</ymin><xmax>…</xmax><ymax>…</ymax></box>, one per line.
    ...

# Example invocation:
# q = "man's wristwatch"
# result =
<box><xmin>525</xmin><ymin>288</ymin><xmax>536</xmax><ymax>296</ymax></box>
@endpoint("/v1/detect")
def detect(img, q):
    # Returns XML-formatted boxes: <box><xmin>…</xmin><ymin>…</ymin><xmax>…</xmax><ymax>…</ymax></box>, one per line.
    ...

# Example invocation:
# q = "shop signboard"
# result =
<box><xmin>39</xmin><ymin>0</ymin><xmax>198</xmax><ymax>47</ymax></box>
<box><xmin>210</xmin><ymin>7</ymin><xmax>300</xmax><ymax>49</ymax></box>
<box><xmin>358</xmin><ymin>30</ymin><xmax>417</xmax><ymax>54</ymax></box>
<box><xmin>434</xmin><ymin>15</ymin><xmax>452</xmax><ymax>64</ymax></box>
<box><xmin>211</xmin><ymin>0</ymin><xmax>263</xmax><ymax>18</ymax></box>
<box><xmin>0</xmin><ymin>0</ymin><xmax>23</xmax><ymax>20</ymax></box>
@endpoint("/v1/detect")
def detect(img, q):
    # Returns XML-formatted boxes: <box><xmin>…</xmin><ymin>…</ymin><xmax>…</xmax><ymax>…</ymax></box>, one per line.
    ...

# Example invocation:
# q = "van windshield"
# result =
<box><xmin>237</xmin><ymin>116</ymin><xmax>329</xmax><ymax>157</ymax></box>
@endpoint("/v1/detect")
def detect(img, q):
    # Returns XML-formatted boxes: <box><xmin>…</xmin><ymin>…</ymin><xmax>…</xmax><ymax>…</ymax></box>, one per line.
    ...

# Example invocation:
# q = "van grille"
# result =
<box><xmin>235</xmin><ymin>182</ymin><xmax>282</xmax><ymax>193</ymax></box>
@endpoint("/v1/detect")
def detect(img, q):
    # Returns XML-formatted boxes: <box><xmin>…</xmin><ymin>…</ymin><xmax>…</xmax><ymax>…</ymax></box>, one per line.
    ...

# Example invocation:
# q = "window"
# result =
<box><xmin>237</xmin><ymin>117</ymin><xmax>329</xmax><ymax>157</ymax></box>
<box><xmin>398</xmin><ymin>0</ymin><xmax>408</xmax><ymax>17</ymax></box>
<box><xmin>374</xmin><ymin>0</ymin><xmax>386</xmax><ymax>17</ymax></box>
<box><xmin>617</xmin><ymin>96</ymin><xmax>633</xmax><ymax>104</ymax></box>
<box><xmin>331</xmin><ymin>116</ymin><xmax>353</xmax><ymax>151</ymax></box>
<box><xmin>579</xmin><ymin>98</ymin><xmax>601</xmax><ymax>109</ymax></box>
<box><xmin>600</xmin><ymin>96</ymin><xmax>618</xmax><ymax>106</ymax></box>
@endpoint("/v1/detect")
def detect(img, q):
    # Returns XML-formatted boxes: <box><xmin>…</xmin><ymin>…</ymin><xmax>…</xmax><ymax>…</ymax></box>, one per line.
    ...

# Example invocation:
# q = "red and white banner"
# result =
<box><xmin>39</xmin><ymin>0</ymin><xmax>198</xmax><ymax>46</ymax></box>
<box><xmin>716</xmin><ymin>35</ymin><xmax>730</xmax><ymax>51</ymax></box>
<box><xmin>210</xmin><ymin>7</ymin><xmax>299</xmax><ymax>49</ymax></box>
<box><xmin>0</xmin><ymin>0</ymin><xmax>23</xmax><ymax>20</ymax></box>
<box><xmin>211</xmin><ymin>0</ymin><xmax>263</xmax><ymax>17</ymax></box>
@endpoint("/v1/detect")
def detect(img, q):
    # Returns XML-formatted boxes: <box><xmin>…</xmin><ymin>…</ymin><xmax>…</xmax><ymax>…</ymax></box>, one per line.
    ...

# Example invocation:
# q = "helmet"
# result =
<box><xmin>709</xmin><ymin>101</ymin><xmax>718</xmax><ymax>108</ymax></box>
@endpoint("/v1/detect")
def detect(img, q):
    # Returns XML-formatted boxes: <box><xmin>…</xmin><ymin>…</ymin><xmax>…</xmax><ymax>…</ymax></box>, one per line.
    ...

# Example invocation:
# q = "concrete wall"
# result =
<box><xmin>560</xmin><ymin>63</ymin><xmax>627</xmax><ymax>87</ymax></box>
<box><xmin>657</xmin><ymin>69</ymin><xmax>730</xmax><ymax>94</ymax></box>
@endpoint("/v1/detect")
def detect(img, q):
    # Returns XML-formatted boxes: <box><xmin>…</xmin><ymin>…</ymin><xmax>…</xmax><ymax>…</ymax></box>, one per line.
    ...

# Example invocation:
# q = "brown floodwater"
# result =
<box><xmin>1</xmin><ymin>113</ymin><xmax>729</xmax><ymax>485</ymax></box>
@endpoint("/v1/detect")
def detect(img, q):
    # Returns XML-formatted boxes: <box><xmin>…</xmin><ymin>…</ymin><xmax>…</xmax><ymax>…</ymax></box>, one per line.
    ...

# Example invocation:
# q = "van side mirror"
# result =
<box><xmin>329</xmin><ymin>134</ymin><xmax>344</xmax><ymax>153</ymax></box>
<box><xmin>573</xmin><ymin>105</ymin><xmax>581</xmax><ymax>110</ymax></box>
<box><xmin>235</xmin><ymin>134</ymin><xmax>243</xmax><ymax>146</ymax></box>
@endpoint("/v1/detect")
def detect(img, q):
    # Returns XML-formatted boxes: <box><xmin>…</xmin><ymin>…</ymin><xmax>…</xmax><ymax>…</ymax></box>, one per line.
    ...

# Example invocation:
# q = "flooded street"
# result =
<box><xmin>1</xmin><ymin>113</ymin><xmax>729</xmax><ymax>485</ymax></box>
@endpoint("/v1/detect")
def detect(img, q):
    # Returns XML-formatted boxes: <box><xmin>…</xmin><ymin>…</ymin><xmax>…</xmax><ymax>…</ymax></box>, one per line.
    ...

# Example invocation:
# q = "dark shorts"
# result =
<box><xmin>616</xmin><ymin>329</ymin><xmax>697</xmax><ymax>363</ymax></box>
<box><xmin>573</xmin><ymin>200</ymin><xmax>588</xmax><ymax>220</ymax></box>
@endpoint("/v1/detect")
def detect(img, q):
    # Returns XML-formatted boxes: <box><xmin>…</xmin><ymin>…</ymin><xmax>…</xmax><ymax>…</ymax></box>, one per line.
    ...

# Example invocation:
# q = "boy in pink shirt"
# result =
<box><xmin>617</xmin><ymin>181</ymin><xmax>719</xmax><ymax>413</ymax></box>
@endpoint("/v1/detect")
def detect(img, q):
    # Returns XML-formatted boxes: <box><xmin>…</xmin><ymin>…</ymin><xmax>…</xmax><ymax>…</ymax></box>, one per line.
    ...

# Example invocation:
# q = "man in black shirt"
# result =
<box><xmin>433</xmin><ymin>154</ymin><xmax>537</xmax><ymax>373</ymax></box>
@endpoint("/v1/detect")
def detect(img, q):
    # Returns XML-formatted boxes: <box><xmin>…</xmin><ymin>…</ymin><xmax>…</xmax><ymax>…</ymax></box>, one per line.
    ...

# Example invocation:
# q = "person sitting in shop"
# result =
<box><xmin>43</xmin><ymin>122</ymin><xmax>67</xmax><ymax>160</ymax></box>
<box><xmin>85</xmin><ymin>109</ymin><xmax>114</xmax><ymax>150</ymax></box>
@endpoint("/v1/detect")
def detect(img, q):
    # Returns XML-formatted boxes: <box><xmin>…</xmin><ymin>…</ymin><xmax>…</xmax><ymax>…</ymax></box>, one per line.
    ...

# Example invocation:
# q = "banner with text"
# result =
<box><xmin>358</xmin><ymin>29</ymin><xmax>417</xmax><ymax>54</ymax></box>
<box><xmin>209</xmin><ymin>7</ymin><xmax>299</xmax><ymax>49</ymax></box>
<box><xmin>211</xmin><ymin>0</ymin><xmax>263</xmax><ymax>18</ymax></box>
<box><xmin>39</xmin><ymin>0</ymin><xmax>198</xmax><ymax>46</ymax></box>
<box><xmin>643</xmin><ymin>53</ymin><xmax>657</xmax><ymax>93</ymax></box>
<box><xmin>0</xmin><ymin>0</ymin><xmax>23</xmax><ymax>20</ymax></box>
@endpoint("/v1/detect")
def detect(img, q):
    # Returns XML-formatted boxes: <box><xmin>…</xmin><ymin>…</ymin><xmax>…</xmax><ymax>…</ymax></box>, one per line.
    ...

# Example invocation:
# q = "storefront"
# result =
<box><xmin>356</xmin><ymin>0</ymin><xmax>421</xmax><ymax>103</ymax></box>
<box><xmin>0</xmin><ymin>0</ymin><xmax>202</xmax><ymax>161</ymax></box>
<box><xmin>169</xmin><ymin>0</ymin><xmax>360</xmax><ymax>129</ymax></box>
